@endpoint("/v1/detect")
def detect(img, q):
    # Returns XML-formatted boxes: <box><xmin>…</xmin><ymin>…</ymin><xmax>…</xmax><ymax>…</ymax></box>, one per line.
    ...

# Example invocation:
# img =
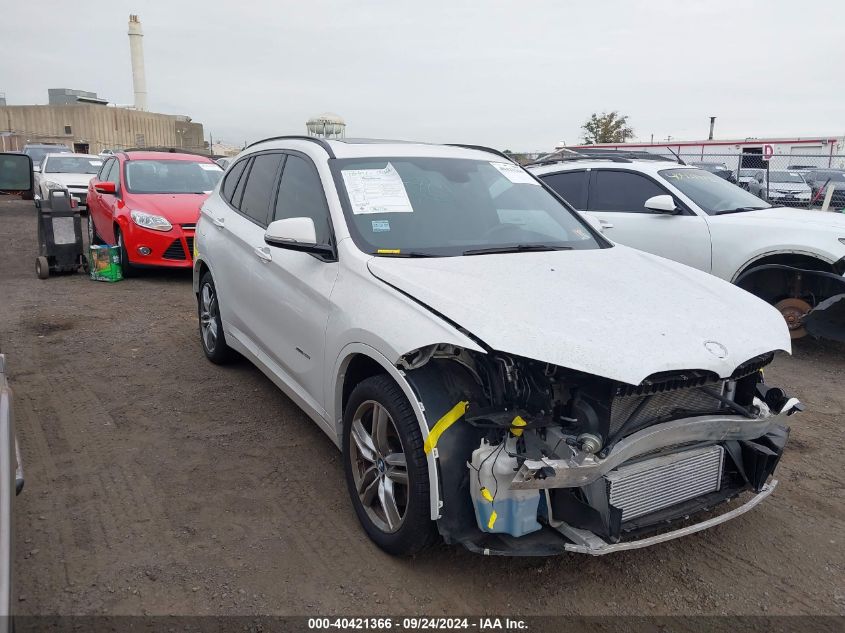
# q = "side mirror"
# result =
<box><xmin>644</xmin><ymin>194</ymin><xmax>679</xmax><ymax>214</ymax></box>
<box><xmin>0</xmin><ymin>153</ymin><xmax>34</xmax><ymax>193</ymax></box>
<box><xmin>32</xmin><ymin>165</ymin><xmax>41</xmax><ymax>173</ymax></box>
<box><xmin>94</xmin><ymin>181</ymin><xmax>116</xmax><ymax>194</ymax></box>
<box><xmin>264</xmin><ymin>217</ymin><xmax>333</xmax><ymax>257</ymax></box>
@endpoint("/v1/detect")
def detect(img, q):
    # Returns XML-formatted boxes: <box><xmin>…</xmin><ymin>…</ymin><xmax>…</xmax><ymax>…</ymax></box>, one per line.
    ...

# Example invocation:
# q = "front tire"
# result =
<box><xmin>115</xmin><ymin>227</ymin><xmax>135</xmax><ymax>278</ymax></box>
<box><xmin>198</xmin><ymin>272</ymin><xmax>233</xmax><ymax>364</ymax></box>
<box><xmin>342</xmin><ymin>375</ymin><xmax>437</xmax><ymax>556</ymax></box>
<box><xmin>87</xmin><ymin>215</ymin><xmax>104</xmax><ymax>246</ymax></box>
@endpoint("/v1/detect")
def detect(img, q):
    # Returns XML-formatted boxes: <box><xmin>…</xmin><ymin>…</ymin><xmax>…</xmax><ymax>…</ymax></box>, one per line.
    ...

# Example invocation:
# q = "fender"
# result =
<box><xmin>332</xmin><ymin>343</ymin><xmax>444</xmax><ymax>520</ymax></box>
<box><xmin>730</xmin><ymin>249</ymin><xmax>837</xmax><ymax>283</ymax></box>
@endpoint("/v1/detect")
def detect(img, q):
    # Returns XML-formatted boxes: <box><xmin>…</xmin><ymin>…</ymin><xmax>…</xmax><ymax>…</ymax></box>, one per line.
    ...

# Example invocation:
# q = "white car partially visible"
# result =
<box><xmin>34</xmin><ymin>153</ymin><xmax>104</xmax><ymax>210</ymax></box>
<box><xmin>529</xmin><ymin>157</ymin><xmax>845</xmax><ymax>340</ymax></box>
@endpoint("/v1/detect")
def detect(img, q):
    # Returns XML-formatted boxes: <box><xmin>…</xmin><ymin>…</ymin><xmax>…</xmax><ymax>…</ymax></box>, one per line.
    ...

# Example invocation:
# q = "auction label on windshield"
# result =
<box><xmin>490</xmin><ymin>161</ymin><xmax>539</xmax><ymax>185</ymax></box>
<box><xmin>342</xmin><ymin>163</ymin><xmax>414</xmax><ymax>214</ymax></box>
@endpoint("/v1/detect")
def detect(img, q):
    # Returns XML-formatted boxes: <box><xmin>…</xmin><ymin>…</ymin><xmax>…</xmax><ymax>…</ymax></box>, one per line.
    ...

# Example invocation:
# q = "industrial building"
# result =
<box><xmin>0</xmin><ymin>103</ymin><xmax>206</xmax><ymax>154</ymax></box>
<box><xmin>0</xmin><ymin>15</ymin><xmax>206</xmax><ymax>155</ymax></box>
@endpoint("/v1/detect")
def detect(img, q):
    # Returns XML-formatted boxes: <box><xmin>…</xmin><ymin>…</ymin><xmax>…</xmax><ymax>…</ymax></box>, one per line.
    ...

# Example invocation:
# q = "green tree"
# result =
<box><xmin>580</xmin><ymin>111</ymin><xmax>634</xmax><ymax>144</ymax></box>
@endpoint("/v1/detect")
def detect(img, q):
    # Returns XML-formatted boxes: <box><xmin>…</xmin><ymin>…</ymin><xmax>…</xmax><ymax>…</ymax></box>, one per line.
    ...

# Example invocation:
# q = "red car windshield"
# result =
<box><xmin>124</xmin><ymin>160</ymin><xmax>223</xmax><ymax>194</ymax></box>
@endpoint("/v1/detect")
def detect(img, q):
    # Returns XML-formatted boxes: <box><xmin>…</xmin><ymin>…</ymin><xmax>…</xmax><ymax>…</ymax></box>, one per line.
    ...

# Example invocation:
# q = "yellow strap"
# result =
<box><xmin>487</xmin><ymin>510</ymin><xmax>498</xmax><ymax>530</ymax></box>
<box><xmin>510</xmin><ymin>415</ymin><xmax>527</xmax><ymax>437</ymax></box>
<box><xmin>423</xmin><ymin>400</ymin><xmax>469</xmax><ymax>454</ymax></box>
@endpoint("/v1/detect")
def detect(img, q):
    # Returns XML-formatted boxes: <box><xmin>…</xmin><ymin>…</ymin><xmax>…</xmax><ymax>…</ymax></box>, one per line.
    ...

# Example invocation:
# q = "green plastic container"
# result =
<box><xmin>89</xmin><ymin>245</ymin><xmax>123</xmax><ymax>282</ymax></box>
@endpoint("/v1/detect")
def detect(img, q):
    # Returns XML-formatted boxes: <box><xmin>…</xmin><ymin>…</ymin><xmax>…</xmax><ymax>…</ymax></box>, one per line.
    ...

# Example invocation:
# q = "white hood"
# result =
<box><xmin>368</xmin><ymin>246</ymin><xmax>791</xmax><ymax>385</ymax></box>
<box><xmin>742</xmin><ymin>207</ymin><xmax>845</xmax><ymax>229</ymax></box>
<box><xmin>43</xmin><ymin>173</ymin><xmax>95</xmax><ymax>188</ymax></box>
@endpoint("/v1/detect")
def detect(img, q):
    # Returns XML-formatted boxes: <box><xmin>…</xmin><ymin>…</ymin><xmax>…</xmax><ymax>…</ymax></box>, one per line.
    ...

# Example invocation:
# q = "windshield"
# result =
<box><xmin>738</xmin><ymin>169</ymin><xmax>756</xmax><ymax>177</ymax></box>
<box><xmin>660</xmin><ymin>168</ymin><xmax>770</xmax><ymax>215</ymax></box>
<box><xmin>25</xmin><ymin>147</ymin><xmax>70</xmax><ymax>165</ymax></box>
<box><xmin>45</xmin><ymin>156</ymin><xmax>103</xmax><ymax>174</ymax></box>
<box><xmin>769</xmin><ymin>171</ymin><xmax>805</xmax><ymax>183</ymax></box>
<box><xmin>332</xmin><ymin>157</ymin><xmax>603</xmax><ymax>257</ymax></box>
<box><xmin>125</xmin><ymin>160</ymin><xmax>223</xmax><ymax>193</ymax></box>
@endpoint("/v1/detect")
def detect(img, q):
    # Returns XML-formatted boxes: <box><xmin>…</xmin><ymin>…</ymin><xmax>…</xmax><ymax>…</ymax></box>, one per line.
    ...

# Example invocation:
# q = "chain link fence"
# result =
<box><xmin>647</xmin><ymin>152</ymin><xmax>845</xmax><ymax>211</ymax></box>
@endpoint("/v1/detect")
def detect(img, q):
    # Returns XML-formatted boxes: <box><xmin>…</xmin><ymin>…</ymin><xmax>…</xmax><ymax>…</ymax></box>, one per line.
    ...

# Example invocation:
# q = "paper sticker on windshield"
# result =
<box><xmin>342</xmin><ymin>163</ymin><xmax>413</xmax><ymax>214</ymax></box>
<box><xmin>89</xmin><ymin>160</ymin><xmax>103</xmax><ymax>166</ymax></box>
<box><xmin>490</xmin><ymin>162</ymin><xmax>539</xmax><ymax>185</ymax></box>
<box><xmin>371</xmin><ymin>219</ymin><xmax>390</xmax><ymax>232</ymax></box>
<box><xmin>200</xmin><ymin>163</ymin><xmax>222</xmax><ymax>171</ymax></box>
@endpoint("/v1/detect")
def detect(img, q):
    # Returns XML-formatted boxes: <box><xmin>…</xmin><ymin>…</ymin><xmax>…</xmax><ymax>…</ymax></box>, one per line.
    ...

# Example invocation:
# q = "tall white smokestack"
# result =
<box><xmin>128</xmin><ymin>14</ymin><xmax>147</xmax><ymax>111</ymax></box>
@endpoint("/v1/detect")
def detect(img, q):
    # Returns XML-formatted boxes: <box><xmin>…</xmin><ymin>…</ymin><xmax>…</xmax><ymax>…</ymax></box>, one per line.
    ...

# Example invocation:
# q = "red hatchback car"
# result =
<box><xmin>87</xmin><ymin>151</ymin><xmax>223</xmax><ymax>274</ymax></box>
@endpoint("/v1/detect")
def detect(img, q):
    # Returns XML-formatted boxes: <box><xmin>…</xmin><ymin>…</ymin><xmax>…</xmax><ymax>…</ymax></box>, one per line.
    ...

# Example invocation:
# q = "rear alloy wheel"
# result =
<box><xmin>343</xmin><ymin>375</ymin><xmax>437</xmax><ymax>556</ymax></box>
<box><xmin>775</xmin><ymin>297</ymin><xmax>812</xmax><ymax>339</ymax></box>
<box><xmin>198</xmin><ymin>272</ymin><xmax>233</xmax><ymax>364</ymax></box>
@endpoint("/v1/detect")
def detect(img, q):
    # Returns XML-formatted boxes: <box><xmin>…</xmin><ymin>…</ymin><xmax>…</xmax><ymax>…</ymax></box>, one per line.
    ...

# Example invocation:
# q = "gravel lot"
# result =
<box><xmin>1</xmin><ymin>196</ymin><xmax>843</xmax><ymax>617</ymax></box>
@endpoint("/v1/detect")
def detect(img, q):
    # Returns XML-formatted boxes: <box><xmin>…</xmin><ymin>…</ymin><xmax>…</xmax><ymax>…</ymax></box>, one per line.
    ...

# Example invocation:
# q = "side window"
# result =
<box><xmin>540</xmin><ymin>171</ymin><xmax>588</xmax><ymax>209</ymax></box>
<box><xmin>238</xmin><ymin>153</ymin><xmax>283</xmax><ymax>226</ymax></box>
<box><xmin>273</xmin><ymin>154</ymin><xmax>332</xmax><ymax>245</ymax></box>
<box><xmin>97</xmin><ymin>158</ymin><xmax>113</xmax><ymax>181</ymax></box>
<box><xmin>221</xmin><ymin>158</ymin><xmax>248</xmax><ymax>204</ymax></box>
<box><xmin>589</xmin><ymin>170</ymin><xmax>668</xmax><ymax>213</ymax></box>
<box><xmin>108</xmin><ymin>159</ymin><xmax>121</xmax><ymax>187</ymax></box>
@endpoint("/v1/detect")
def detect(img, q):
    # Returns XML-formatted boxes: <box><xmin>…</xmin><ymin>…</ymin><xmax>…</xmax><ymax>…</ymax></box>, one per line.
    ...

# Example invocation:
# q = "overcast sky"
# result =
<box><xmin>3</xmin><ymin>0</ymin><xmax>844</xmax><ymax>151</ymax></box>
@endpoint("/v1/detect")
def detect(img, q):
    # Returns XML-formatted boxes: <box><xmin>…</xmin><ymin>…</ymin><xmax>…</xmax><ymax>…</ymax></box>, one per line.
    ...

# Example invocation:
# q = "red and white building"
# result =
<box><xmin>559</xmin><ymin>136</ymin><xmax>845</xmax><ymax>168</ymax></box>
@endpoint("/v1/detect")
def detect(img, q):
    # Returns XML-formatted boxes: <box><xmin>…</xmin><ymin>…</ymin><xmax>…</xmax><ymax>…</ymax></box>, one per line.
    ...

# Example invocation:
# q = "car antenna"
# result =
<box><xmin>667</xmin><ymin>147</ymin><xmax>686</xmax><ymax>165</ymax></box>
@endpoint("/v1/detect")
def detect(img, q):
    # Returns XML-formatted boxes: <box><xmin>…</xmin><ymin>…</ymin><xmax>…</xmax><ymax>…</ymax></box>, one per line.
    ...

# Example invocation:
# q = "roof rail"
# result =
<box><xmin>246</xmin><ymin>135</ymin><xmax>336</xmax><ymax>158</ymax></box>
<box><xmin>445</xmin><ymin>143</ymin><xmax>516</xmax><ymax>164</ymax></box>
<box><xmin>526</xmin><ymin>153</ymin><xmax>633</xmax><ymax>167</ymax></box>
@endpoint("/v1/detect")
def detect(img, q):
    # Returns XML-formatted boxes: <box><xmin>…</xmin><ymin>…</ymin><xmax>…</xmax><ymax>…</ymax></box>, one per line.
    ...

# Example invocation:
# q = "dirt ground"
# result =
<box><xmin>0</xmin><ymin>196</ymin><xmax>843</xmax><ymax>617</ymax></box>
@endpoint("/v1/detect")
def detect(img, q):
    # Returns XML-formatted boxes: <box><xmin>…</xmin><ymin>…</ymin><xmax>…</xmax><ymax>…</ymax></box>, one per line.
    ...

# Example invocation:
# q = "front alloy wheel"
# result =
<box><xmin>349</xmin><ymin>400</ymin><xmax>410</xmax><ymax>533</ymax></box>
<box><xmin>343</xmin><ymin>375</ymin><xmax>437</xmax><ymax>555</ymax></box>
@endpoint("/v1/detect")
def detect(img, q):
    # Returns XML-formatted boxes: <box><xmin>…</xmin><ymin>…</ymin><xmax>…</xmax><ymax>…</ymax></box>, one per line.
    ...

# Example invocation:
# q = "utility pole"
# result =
<box><xmin>708</xmin><ymin>116</ymin><xmax>716</xmax><ymax>140</ymax></box>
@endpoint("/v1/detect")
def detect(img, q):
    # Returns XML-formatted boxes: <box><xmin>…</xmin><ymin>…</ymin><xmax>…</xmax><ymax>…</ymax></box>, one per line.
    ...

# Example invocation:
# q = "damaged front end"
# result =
<box><xmin>400</xmin><ymin>345</ymin><xmax>801</xmax><ymax>556</ymax></box>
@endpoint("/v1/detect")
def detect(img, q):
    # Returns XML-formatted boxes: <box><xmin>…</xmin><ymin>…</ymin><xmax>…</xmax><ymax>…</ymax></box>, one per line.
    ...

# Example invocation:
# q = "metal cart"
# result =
<box><xmin>35</xmin><ymin>189</ymin><xmax>88</xmax><ymax>279</ymax></box>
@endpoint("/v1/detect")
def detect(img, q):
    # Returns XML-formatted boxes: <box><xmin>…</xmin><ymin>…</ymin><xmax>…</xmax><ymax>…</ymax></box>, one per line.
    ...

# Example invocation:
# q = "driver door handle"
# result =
<box><xmin>254</xmin><ymin>246</ymin><xmax>272</xmax><ymax>263</ymax></box>
<box><xmin>599</xmin><ymin>219</ymin><xmax>614</xmax><ymax>229</ymax></box>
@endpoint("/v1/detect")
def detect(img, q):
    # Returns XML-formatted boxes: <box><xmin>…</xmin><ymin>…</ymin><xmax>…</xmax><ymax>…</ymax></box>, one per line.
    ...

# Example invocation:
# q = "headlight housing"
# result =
<box><xmin>130</xmin><ymin>210</ymin><xmax>172</xmax><ymax>232</ymax></box>
<box><xmin>42</xmin><ymin>180</ymin><xmax>62</xmax><ymax>190</ymax></box>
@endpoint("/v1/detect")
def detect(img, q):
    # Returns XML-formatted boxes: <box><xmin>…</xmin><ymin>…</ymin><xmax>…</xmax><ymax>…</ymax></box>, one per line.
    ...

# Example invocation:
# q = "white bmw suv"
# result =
<box><xmin>528</xmin><ymin>156</ymin><xmax>845</xmax><ymax>341</ymax></box>
<box><xmin>193</xmin><ymin>137</ymin><xmax>800</xmax><ymax>556</ymax></box>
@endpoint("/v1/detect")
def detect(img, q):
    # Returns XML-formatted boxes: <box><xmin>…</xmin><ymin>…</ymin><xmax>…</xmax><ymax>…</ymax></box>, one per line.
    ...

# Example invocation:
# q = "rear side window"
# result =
<box><xmin>541</xmin><ymin>171</ymin><xmax>588</xmax><ymax>209</ymax></box>
<box><xmin>221</xmin><ymin>158</ymin><xmax>248</xmax><ymax>204</ymax></box>
<box><xmin>238</xmin><ymin>153</ymin><xmax>283</xmax><ymax>226</ymax></box>
<box><xmin>274</xmin><ymin>155</ymin><xmax>332</xmax><ymax>245</ymax></box>
<box><xmin>589</xmin><ymin>170</ymin><xmax>667</xmax><ymax>213</ymax></box>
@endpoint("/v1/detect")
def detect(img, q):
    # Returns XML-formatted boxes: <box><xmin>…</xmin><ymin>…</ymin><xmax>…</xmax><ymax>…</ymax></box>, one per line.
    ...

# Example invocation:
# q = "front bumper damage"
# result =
<box><xmin>403</xmin><ymin>352</ymin><xmax>798</xmax><ymax>557</ymax></box>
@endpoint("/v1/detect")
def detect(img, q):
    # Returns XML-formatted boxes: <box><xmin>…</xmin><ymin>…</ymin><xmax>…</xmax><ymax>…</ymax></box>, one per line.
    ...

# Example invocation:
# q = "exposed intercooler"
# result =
<box><xmin>606</xmin><ymin>445</ymin><xmax>725</xmax><ymax>521</ymax></box>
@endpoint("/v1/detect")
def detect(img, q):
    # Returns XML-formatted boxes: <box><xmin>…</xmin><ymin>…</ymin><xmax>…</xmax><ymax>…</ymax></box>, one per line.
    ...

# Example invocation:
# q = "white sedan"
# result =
<box><xmin>34</xmin><ymin>153</ymin><xmax>103</xmax><ymax>209</ymax></box>
<box><xmin>192</xmin><ymin>137</ymin><xmax>799</xmax><ymax>557</ymax></box>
